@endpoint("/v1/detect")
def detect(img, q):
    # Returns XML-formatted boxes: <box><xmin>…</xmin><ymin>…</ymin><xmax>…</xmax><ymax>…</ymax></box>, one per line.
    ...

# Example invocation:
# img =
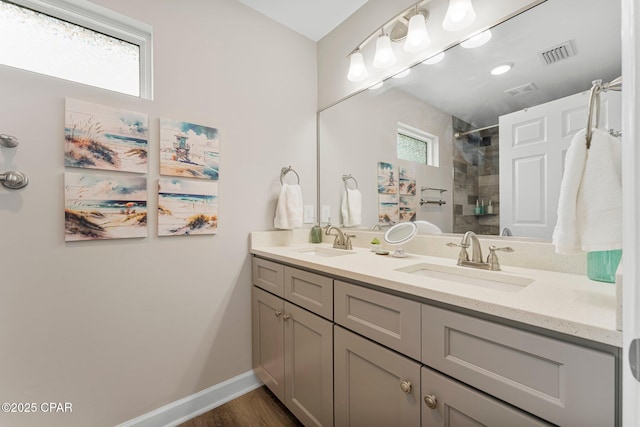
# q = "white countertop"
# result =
<box><xmin>250</xmin><ymin>237</ymin><xmax>621</xmax><ymax>348</ymax></box>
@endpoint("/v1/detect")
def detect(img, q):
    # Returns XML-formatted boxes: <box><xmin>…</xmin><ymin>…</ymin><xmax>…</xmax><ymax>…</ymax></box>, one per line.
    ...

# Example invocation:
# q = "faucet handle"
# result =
<box><xmin>487</xmin><ymin>246</ymin><xmax>514</xmax><ymax>270</ymax></box>
<box><xmin>345</xmin><ymin>233</ymin><xmax>356</xmax><ymax>250</ymax></box>
<box><xmin>447</xmin><ymin>242</ymin><xmax>469</xmax><ymax>264</ymax></box>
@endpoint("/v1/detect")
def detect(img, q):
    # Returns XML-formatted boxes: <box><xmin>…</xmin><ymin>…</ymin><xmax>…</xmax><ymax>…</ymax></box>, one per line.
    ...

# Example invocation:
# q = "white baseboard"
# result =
<box><xmin>116</xmin><ymin>370</ymin><xmax>262</xmax><ymax>427</ymax></box>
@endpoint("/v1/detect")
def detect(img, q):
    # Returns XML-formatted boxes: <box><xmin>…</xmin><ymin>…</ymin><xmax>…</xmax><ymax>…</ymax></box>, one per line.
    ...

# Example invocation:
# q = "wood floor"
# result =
<box><xmin>178</xmin><ymin>386</ymin><xmax>304</xmax><ymax>427</ymax></box>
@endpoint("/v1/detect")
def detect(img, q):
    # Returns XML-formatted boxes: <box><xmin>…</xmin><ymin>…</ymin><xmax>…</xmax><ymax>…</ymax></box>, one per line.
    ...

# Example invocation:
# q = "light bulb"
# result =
<box><xmin>442</xmin><ymin>0</ymin><xmax>476</xmax><ymax>32</ymax></box>
<box><xmin>404</xmin><ymin>13</ymin><xmax>431</xmax><ymax>53</ymax></box>
<box><xmin>372</xmin><ymin>33</ymin><xmax>396</xmax><ymax>69</ymax></box>
<box><xmin>347</xmin><ymin>51</ymin><xmax>368</xmax><ymax>82</ymax></box>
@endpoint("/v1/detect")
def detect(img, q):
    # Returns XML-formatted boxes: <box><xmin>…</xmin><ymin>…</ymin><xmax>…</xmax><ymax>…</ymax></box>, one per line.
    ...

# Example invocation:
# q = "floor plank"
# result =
<box><xmin>178</xmin><ymin>386</ymin><xmax>304</xmax><ymax>427</ymax></box>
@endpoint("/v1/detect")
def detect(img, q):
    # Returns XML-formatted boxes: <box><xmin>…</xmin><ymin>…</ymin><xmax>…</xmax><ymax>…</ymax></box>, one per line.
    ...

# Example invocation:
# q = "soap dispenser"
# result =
<box><xmin>310</xmin><ymin>218</ymin><xmax>322</xmax><ymax>243</ymax></box>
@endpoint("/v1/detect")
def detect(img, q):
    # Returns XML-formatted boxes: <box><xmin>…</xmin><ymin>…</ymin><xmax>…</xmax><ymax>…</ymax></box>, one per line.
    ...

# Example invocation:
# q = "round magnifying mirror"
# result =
<box><xmin>384</xmin><ymin>222</ymin><xmax>418</xmax><ymax>257</ymax></box>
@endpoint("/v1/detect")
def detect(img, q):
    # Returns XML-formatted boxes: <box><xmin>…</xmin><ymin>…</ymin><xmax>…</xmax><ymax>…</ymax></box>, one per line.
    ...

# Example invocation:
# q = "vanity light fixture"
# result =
<box><xmin>460</xmin><ymin>30</ymin><xmax>492</xmax><ymax>48</ymax></box>
<box><xmin>442</xmin><ymin>0</ymin><xmax>477</xmax><ymax>32</ymax></box>
<box><xmin>347</xmin><ymin>50</ymin><xmax>368</xmax><ymax>82</ymax></box>
<box><xmin>491</xmin><ymin>63</ymin><xmax>513</xmax><ymax>75</ymax></box>
<box><xmin>372</xmin><ymin>30</ymin><xmax>397</xmax><ymax>69</ymax></box>
<box><xmin>392</xmin><ymin>68</ymin><xmax>411</xmax><ymax>79</ymax></box>
<box><xmin>422</xmin><ymin>51</ymin><xmax>445</xmax><ymax>65</ymax></box>
<box><xmin>404</xmin><ymin>7</ymin><xmax>431</xmax><ymax>53</ymax></box>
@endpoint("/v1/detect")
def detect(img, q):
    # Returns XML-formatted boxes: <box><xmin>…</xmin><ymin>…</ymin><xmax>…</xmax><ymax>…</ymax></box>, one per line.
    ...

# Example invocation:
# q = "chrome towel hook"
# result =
<box><xmin>0</xmin><ymin>134</ymin><xmax>19</xmax><ymax>148</ymax></box>
<box><xmin>1</xmin><ymin>170</ymin><xmax>29</xmax><ymax>189</ymax></box>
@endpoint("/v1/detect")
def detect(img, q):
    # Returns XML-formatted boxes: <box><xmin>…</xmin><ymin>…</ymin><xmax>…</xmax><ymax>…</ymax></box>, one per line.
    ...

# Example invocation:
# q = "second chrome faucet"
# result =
<box><xmin>325</xmin><ymin>226</ymin><xmax>355</xmax><ymax>250</ymax></box>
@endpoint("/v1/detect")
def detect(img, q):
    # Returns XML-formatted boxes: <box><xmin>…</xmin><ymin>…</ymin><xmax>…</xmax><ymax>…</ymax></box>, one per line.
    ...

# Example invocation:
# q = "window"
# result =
<box><xmin>0</xmin><ymin>0</ymin><xmax>152</xmax><ymax>98</ymax></box>
<box><xmin>397</xmin><ymin>122</ymin><xmax>439</xmax><ymax>166</ymax></box>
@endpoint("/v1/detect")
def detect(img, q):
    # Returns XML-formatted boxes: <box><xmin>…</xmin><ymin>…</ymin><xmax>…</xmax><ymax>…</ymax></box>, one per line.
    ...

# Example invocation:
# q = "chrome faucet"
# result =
<box><xmin>325</xmin><ymin>226</ymin><xmax>355</xmax><ymax>250</ymax></box>
<box><xmin>447</xmin><ymin>231</ymin><xmax>514</xmax><ymax>271</ymax></box>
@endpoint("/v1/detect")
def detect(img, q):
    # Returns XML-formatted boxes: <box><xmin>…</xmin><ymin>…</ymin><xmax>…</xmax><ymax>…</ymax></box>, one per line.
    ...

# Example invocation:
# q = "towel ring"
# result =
<box><xmin>280</xmin><ymin>166</ymin><xmax>300</xmax><ymax>185</ymax></box>
<box><xmin>586</xmin><ymin>76</ymin><xmax>622</xmax><ymax>149</ymax></box>
<box><xmin>342</xmin><ymin>174</ymin><xmax>358</xmax><ymax>190</ymax></box>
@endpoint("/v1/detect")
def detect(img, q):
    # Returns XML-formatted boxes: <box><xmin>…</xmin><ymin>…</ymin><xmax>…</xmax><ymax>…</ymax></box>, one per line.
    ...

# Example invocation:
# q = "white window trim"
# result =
<box><xmin>397</xmin><ymin>122</ymin><xmax>439</xmax><ymax>167</ymax></box>
<box><xmin>7</xmin><ymin>0</ymin><xmax>153</xmax><ymax>99</ymax></box>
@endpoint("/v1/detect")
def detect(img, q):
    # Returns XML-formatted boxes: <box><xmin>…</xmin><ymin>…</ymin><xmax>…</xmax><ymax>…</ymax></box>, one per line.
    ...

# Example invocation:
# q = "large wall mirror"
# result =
<box><xmin>318</xmin><ymin>0</ymin><xmax>621</xmax><ymax>240</ymax></box>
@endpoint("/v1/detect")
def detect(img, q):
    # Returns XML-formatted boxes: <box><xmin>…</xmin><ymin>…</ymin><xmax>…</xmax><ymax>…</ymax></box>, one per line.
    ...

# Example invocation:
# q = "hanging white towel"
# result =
<box><xmin>341</xmin><ymin>188</ymin><xmax>362</xmax><ymax>227</ymax></box>
<box><xmin>552</xmin><ymin>128</ymin><xmax>622</xmax><ymax>254</ymax></box>
<box><xmin>274</xmin><ymin>183</ymin><xmax>303</xmax><ymax>230</ymax></box>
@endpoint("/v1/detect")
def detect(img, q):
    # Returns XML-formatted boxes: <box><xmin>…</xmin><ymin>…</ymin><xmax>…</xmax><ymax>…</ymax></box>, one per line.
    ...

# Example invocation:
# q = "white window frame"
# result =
<box><xmin>397</xmin><ymin>122</ymin><xmax>439</xmax><ymax>167</ymax></box>
<box><xmin>6</xmin><ymin>0</ymin><xmax>153</xmax><ymax>99</ymax></box>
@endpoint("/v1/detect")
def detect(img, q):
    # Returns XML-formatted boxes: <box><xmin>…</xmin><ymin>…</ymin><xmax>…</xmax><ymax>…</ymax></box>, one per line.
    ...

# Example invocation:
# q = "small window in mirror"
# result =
<box><xmin>397</xmin><ymin>123</ymin><xmax>438</xmax><ymax>166</ymax></box>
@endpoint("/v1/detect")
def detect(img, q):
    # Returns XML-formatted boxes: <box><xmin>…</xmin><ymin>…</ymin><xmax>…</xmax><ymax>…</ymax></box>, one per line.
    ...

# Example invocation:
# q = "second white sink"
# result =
<box><xmin>396</xmin><ymin>262</ymin><xmax>533</xmax><ymax>292</ymax></box>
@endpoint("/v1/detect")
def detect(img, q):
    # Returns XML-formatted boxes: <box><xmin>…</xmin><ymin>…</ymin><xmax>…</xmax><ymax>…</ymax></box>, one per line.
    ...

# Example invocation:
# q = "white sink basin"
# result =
<box><xmin>297</xmin><ymin>247</ymin><xmax>355</xmax><ymax>257</ymax></box>
<box><xmin>395</xmin><ymin>263</ymin><xmax>533</xmax><ymax>292</ymax></box>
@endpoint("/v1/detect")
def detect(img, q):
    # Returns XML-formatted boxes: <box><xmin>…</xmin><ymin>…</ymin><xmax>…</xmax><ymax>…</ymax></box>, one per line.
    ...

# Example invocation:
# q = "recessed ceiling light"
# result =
<box><xmin>422</xmin><ymin>52</ymin><xmax>445</xmax><ymax>65</ymax></box>
<box><xmin>393</xmin><ymin>69</ymin><xmax>411</xmax><ymax>79</ymax></box>
<box><xmin>460</xmin><ymin>30</ymin><xmax>492</xmax><ymax>48</ymax></box>
<box><xmin>491</xmin><ymin>63</ymin><xmax>513</xmax><ymax>75</ymax></box>
<box><xmin>368</xmin><ymin>81</ymin><xmax>384</xmax><ymax>90</ymax></box>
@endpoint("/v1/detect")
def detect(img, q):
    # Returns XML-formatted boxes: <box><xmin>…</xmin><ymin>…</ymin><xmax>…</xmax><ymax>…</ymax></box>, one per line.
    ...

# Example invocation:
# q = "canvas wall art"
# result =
<box><xmin>160</xmin><ymin>118</ymin><xmax>219</xmax><ymax>180</ymax></box>
<box><xmin>399</xmin><ymin>167</ymin><xmax>416</xmax><ymax>196</ymax></box>
<box><xmin>65</xmin><ymin>98</ymin><xmax>148</xmax><ymax>173</ymax></box>
<box><xmin>64</xmin><ymin>171</ymin><xmax>147</xmax><ymax>241</ymax></box>
<box><xmin>378</xmin><ymin>194</ymin><xmax>399</xmax><ymax>226</ymax></box>
<box><xmin>158</xmin><ymin>178</ymin><xmax>218</xmax><ymax>236</ymax></box>
<box><xmin>378</xmin><ymin>162</ymin><xmax>398</xmax><ymax>194</ymax></box>
<box><xmin>399</xmin><ymin>196</ymin><xmax>416</xmax><ymax>222</ymax></box>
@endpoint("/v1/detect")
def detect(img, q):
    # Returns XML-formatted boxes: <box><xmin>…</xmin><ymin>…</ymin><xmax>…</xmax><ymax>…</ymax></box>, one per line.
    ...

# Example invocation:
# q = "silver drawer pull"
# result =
<box><xmin>424</xmin><ymin>394</ymin><xmax>438</xmax><ymax>409</ymax></box>
<box><xmin>400</xmin><ymin>380</ymin><xmax>412</xmax><ymax>394</ymax></box>
<box><xmin>274</xmin><ymin>310</ymin><xmax>282</xmax><ymax>318</ymax></box>
<box><xmin>283</xmin><ymin>314</ymin><xmax>291</xmax><ymax>321</ymax></box>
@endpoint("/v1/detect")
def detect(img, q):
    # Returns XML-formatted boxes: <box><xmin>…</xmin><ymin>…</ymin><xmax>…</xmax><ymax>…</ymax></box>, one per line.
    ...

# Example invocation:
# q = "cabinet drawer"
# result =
<box><xmin>422</xmin><ymin>304</ymin><xmax>615</xmax><ymax>427</ymax></box>
<box><xmin>421</xmin><ymin>365</ymin><xmax>552</xmax><ymax>427</ymax></box>
<box><xmin>252</xmin><ymin>258</ymin><xmax>284</xmax><ymax>296</ymax></box>
<box><xmin>335</xmin><ymin>281</ymin><xmax>421</xmax><ymax>360</ymax></box>
<box><xmin>285</xmin><ymin>267</ymin><xmax>333</xmax><ymax>320</ymax></box>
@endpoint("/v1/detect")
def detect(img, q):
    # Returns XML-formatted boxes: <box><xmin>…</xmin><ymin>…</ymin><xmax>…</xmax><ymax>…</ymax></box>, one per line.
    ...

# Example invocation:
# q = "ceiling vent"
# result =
<box><xmin>538</xmin><ymin>40</ymin><xmax>577</xmax><ymax>65</ymax></box>
<box><xmin>505</xmin><ymin>82</ymin><xmax>538</xmax><ymax>96</ymax></box>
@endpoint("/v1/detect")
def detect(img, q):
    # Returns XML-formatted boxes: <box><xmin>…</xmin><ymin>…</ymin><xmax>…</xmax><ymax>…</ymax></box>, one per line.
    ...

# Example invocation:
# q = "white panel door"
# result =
<box><xmin>499</xmin><ymin>90</ymin><xmax>621</xmax><ymax>239</ymax></box>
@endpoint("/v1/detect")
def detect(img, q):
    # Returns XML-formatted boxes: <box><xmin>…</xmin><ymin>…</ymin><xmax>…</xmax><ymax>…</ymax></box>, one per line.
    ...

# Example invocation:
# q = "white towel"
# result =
<box><xmin>552</xmin><ymin>128</ymin><xmax>622</xmax><ymax>254</ymax></box>
<box><xmin>341</xmin><ymin>188</ymin><xmax>362</xmax><ymax>227</ymax></box>
<box><xmin>274</xmin><ymin>183</ymin><xmax>303</xmax><ymax>230</ymax></box>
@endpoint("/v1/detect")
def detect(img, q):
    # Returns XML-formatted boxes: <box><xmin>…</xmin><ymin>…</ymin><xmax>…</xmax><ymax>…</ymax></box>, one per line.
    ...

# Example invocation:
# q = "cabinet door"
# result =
<box><xmin>253</xmin><ymin>257</ymin><xmax>285</xmax><ymax>296</ymax></box>
<box><xmin>334</xmin><ymin>326</ymin><xmax>420</xmax><ymax>427</ymax></box>
<box><xmin>284</xmin><ymin>302</ymin><xmax>333</xmax><ymax>427</ymax></box>
<box><xmin>421</xmin><ymin>366</ymin><xmax>552</xmax><ymax>427</ymax></box>
<box><xmin>252</xmin><ymin>286</ymin><xmax>285</xmax><ymax>401</ymax></box>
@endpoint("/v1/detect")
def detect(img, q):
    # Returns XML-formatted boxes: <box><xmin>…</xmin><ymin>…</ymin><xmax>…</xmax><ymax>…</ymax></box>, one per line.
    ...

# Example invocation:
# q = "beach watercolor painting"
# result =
<box><xmin>399</xmin><ymin>196</ymin><xmax>416</xmax><ymax>222</ymax></box>
<box><xmin>160</xmin><ymin>118</ymin><xmax>219</xmax><ymax>180</ymax></box>
<box><xmin>158</xmin><ymin>178</ymin><xmax>218</xmax><ymax>236</ymax></box>
<box><xmin>65</xmin><ymin>98</ymin><xmax>148</xmax><ymax>173</ymax></box>
<box><xmin>399</xmin><ymin>167</ymin><xmax>416</xmax><ymax>196</ymax></box>
<box><xmin>64</xmin><ymin>172</ymin><xmax>147</xmax><ymax>241</ymax></box>
<box><xmin>378</xmin><ymin>162</ymin><xmax>398</xmax><ymax>194</ymax></box>
<box><xmin>378</xmin><ymin>194</ymin><xmax>399</xmax><ymax>226</ymax></box>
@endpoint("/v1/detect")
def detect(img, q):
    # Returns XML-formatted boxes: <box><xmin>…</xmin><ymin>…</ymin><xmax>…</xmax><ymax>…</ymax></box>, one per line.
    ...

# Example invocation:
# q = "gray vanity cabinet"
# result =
<box><xmin>422</xmin><ymin>304</ymin><xmax>616</xmax><ymax>427</ymax></box>
<box><xmin>334</xmin><ymin>326</ymin><xmax>421</xmax><ymax>427</ymax></box>
<box><xmin>252</xmin><ymin>265</ymin><xmax>334</xmax><ymax>427</ymax></box>
<box><xmin>421</xmin><ymin>366</ymin><xmax>552</xmax><ymax>427</ymax></box>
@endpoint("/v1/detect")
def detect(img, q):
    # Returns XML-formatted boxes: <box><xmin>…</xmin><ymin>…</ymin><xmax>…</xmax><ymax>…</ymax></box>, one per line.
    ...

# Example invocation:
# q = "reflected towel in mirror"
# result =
<box><xmin>274</xmin><ymin>183</ymin><xmax>303</xmax><ymax>230</ymax></box>
<box><xmin>341</xmin><ymin>188</ymin><xmax>362</xmax><ymax>227</ymax></box>
<box><xmin>552</xmin><ymin>128</ymin><xmax>622</xmax><ymax>254</ymax></box>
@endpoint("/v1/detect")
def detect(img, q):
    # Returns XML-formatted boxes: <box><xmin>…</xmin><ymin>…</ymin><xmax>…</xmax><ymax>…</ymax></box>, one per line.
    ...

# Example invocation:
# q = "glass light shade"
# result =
<box><xmin>347</xmin><ymin>51</ymin><xmax>368</xmax><ymax>82</ymax></box>
<box><xmin>460</xmin><ymin>30</ymin><xmax>492</xmax><ymax>48</ymax></box>
<box><xmin>404</xmin><ymin>13</ymin><xmax>431</xmax><ymax>53</ymax></box>
<box><xmin>372</xmin><ymin>34</ymin><xmax>396</xmax><ymax>69</ymax></box>
<box><xmin>422</xmin><ymin>51</ymin><xmax>445</xmax><ymax>65</ymax></box>
<box><xmin>442</xmin><ymin>0</ymin><xmax>476</xmax><ymax>32</ymax></box>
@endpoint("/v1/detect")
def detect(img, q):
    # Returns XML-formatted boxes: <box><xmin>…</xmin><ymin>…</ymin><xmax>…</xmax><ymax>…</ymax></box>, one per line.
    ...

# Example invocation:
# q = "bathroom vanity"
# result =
<box><xmin>250</xmin><ymin>231</ymin><xmax>620</xmax><ymax>427</ymax></box>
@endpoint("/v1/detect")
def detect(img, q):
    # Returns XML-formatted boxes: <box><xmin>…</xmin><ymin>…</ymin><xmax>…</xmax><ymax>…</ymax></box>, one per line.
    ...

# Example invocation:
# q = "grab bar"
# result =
<box><xmin>1</xmin><ymin>170</ymin><xmax>29</xmax><ymax>189</ymax></box>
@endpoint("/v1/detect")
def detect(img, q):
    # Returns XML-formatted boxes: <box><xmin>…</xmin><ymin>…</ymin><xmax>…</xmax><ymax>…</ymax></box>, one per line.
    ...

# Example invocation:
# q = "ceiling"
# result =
<box><xmin>236</xmin><ymin>0</ymin><xmax>369</xmax><ymax>41</ymax></box>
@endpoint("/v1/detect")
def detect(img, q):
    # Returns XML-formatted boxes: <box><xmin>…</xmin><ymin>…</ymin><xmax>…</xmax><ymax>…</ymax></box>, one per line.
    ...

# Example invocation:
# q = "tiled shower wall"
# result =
<box><xmin>452</xmin><ymin>117</ymin><xmax>500</xmax><ymax>235</ymax></box>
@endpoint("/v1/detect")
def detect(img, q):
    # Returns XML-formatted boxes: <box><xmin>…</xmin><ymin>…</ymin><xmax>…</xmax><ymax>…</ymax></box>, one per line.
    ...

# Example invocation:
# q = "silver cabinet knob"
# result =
<box><xmin>274</xmin><ymin>310</ymin><xmax>282</xmax><ymax>317</ymax></box>
<box><xmin>283</xmin><ymin>314</ymin><xmax>291</xmax><ymax>321</ymax></box>
<box><xmin>424</xmin><ymin>394</ymin><xmax>438</xmax><ymax>409</ymax></box>
<box><xmin>400</xmin><ymin>380</ymin><xmax>412</xmax><ymax>394</ymax></box>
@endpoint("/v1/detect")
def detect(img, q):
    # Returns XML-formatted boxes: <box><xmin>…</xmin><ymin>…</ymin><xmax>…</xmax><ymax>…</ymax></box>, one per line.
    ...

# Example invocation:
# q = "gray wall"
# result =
<box><xmin>0</xmin><ymin>0</ymin><xmax>317</xmax><ymax>426</ymax></box>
